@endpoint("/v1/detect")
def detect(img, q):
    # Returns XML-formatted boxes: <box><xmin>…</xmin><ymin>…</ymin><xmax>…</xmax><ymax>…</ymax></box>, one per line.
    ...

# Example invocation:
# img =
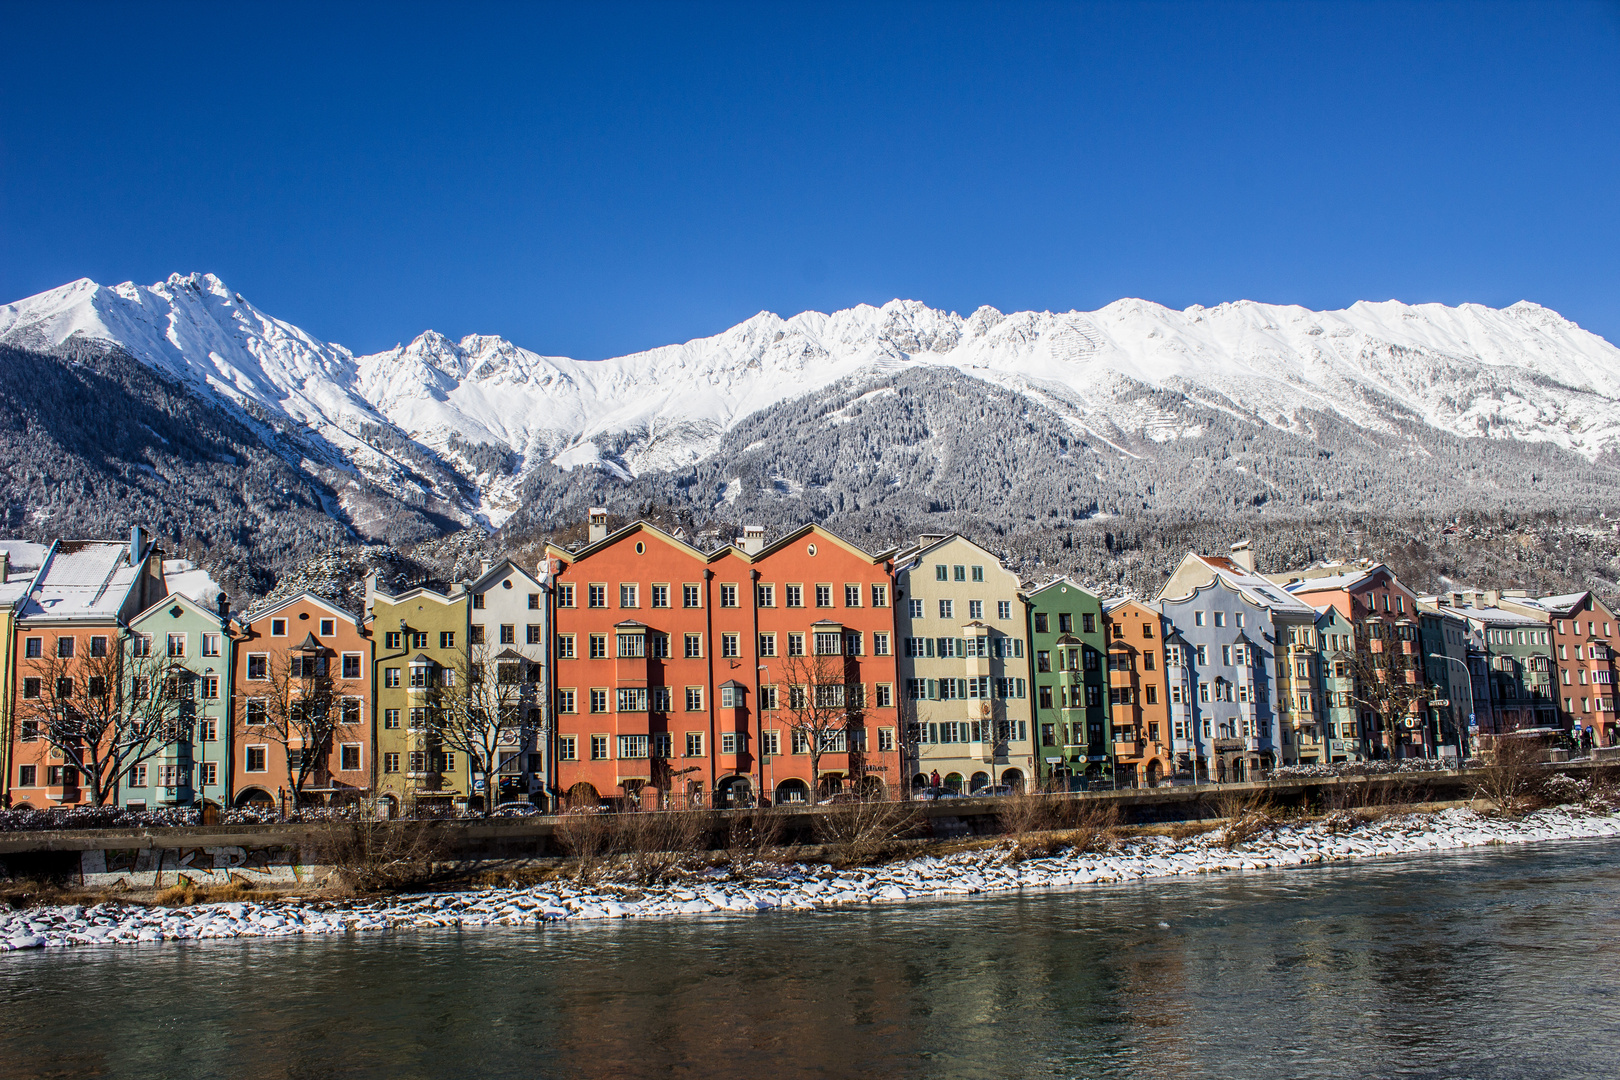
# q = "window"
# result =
<box><xmin>998</xmin><ymin>600</ymin><xmax>1012</xmax><ymax>620</ymax></box>
<box><xmin>762</xmin><ymin>730</ymin><xmax>781</xmax><ymax>755</ymax></box>
<box><xmin>246</xmin><ymin>653</ymin><xmax>268</xmax><ymax>681</ymax></box>
<box><xmin>385</xmin><ymin>631</ymin><xmax>402</xmax><ymax>650</ymax></box>
<box><xmin>684</xmin><ymin>584</ymin><xmax>701</xmax><ymax>608</ymax></box>
<box><xmin>556</xmin><ymin>634</ymin><xmax>576</xmax><ymax>659</ymax></box>
<box><xmin>473</xmin><ymin>593</ymin><xmax>486</xmax><ymax>611</ymax></box>
<box><xmin>872</xmin><ymin>584</ymin><xmax>888</xmax><ymax>608</ymax></box>
<box><xmin>128</xmin><ymin>764</ymin><xmax>149</xmax><ymax>787</ymax></box>
<box><xmin>909</xmin><ymin>598</ymin><xmax>924</xmax><ymax>619</ymax></box>
<box><xmin>951</xmin><ymin>565</ymin><xmax>965</xmax><ymax>582</ymax></box>
<box><xmin>470</xmin><ymin>625</ymin><xmax>486</xmax><ymax>645</ymax></box>
<box><xmin>620</xmin><ymin>584</ymin><xmax>638</xmax><ymax>608</ymax></box>
<box><xmin>1033</xmin><ymin>613</ymin><xmax>1049</xmax><ymax>634</ymax></box>
<box><xmin>270</xmin><ymin>619</ymin><xmax>287</xmax><ymax>637</ymax></box>
<box><xmin>589</xmin><ymin>634</ymin><xmax>608</xmax><ymax>659</ymax></box>
<box><xmin>339</xmin><ymin>744</ymin><xmax>361</xmax><ymax>772</ymax></box>
<box><xmin>618</xmin><ymin>734</ymin><xmax>649</xmax><ymax>759</ymax></box>
<box><xmin>721</xmin><ymin>633</ymin><xmax>740</xmax><ymax>658</ymax></box>
<box><xmin>384</xmin><ymin>708</ymin><xmax>401</xmax><ymax>730</ymax></box>
<box><xmin>720</xmin><ymin>584</ymin><xmax>738</xmax><ymax>607</ymax></box>
<box><xmin>245</xmin><ymin>746</ymin><xmax>268</xmax><ymax>773</ymax></box>
<box><xmin>934</xmin><ymin>564</ymin><xmax>948</xmax><ymax>581</ymax></box>
<box><xmin>684</xmin><ymin>633</ymin><xmax>703</xmax><ymax>658</ymax></box>
<box><xmin>1057</xmin><ymin>614</ymin><xmax>1072</xmax><ymax>634</ymax></box>
<box><xmin>556</xmin><ymin>584</ymin><xmax>575</xmax><ymax>608</ymax></box>
<box><xmin>21</xmin><ymin>677</ymin><xmax>40</xmax><ymax>700</ymax></box>
<box><xmin>557</xmin><ymin>689</ymin><xmax>576</xmax><ymax>713</ymax></box>
<box><xmin>721</xmin><ymin>732</ymin><xmax>743</xmax><ymax>754</ymax></box>
<box><xmin>558</xmin><ymin>736</ymin><xmax>577</xmax><ymax>761</ymax></box>
<box><xmin>383</xmin><ymin>753</ymin><xmax>401</xmax><ymax>774</ymax></box>
<box><xmin>617</xmin><ymin>687</ymin><xmax>649</xmax><ymax>712</ymax></box>
<box><xmin>201</xmin><ymin>675</ymin><xmax>220</xmax><ymax>700</ymax></box>
<box><xmin>651</xmin><ymin>733</ymin><xmax>673</xmax><ymax>758</ymax></box>
<box><xmin>686</xmin><ymin>686</ymin><xmax>704</xmax><ymax>711</ymax></box>
<box><xmin>787</xmin><ymin>633</ymin><xmax>805</xmax><ymax>656</ymax></box>
<box><xmin>720</xmin><ymin>684</ymin><xmax>742</xmax><ymax>708</ymax></box>
<box><xmin>87</xmin><ymin>634</ymin><xmax>108</xmax><ymax>658</ymax></box>
<box><xmin>528</xmin><ymin>592</ymin><xmax>540</xmax><ymax>610</ymax></box>
<box><xmin>786</xmin><ymin>585</ymin><xmax>804</xmax><ymax>607</ymax></box>
<box><xmin>939</xmin><ymin>599</ymin><xmax>955</xmax><ymax>619</ymax></box>
<box><xmin>587</xmin><ymin>584</ymin><xmax>607</xmax><ymax>608</ymax></box>
<box><xmin>760</xmin><ymin>686</ymin><xmax>779</xmax><ymax>711</ymax></box>
<box><xmin>686</xmin><ymin>732</ymin><xmax>704</xmax><ymax>756</ymax></box>
<box><xmin>201</xmin><ymin>719</ymin><xmax>218</xmax><ymax>741</ymax></box>
<box><xmin>814</xmin><ymin>631</ymin><xmax>842</xmax><ymax>656</ymax></box>
<box><xmin>816</xmin><ymin>584</ymin><xmax>833</xmax><ymax>607</ymax></box>
<box><xmin>24</xmin><ymin>637</ymin><xmax>41</xmax><ymax>659</ymax></box>
<box><xmin>873</xmin><ymin>632</ymin><xmax>891</xmax><ymax>656</ymax></box>
<box><xmin>876</xmin><ymin>683</ymin><xmax>893</xmax><ymax>707</ymax></box>
<box><xmin>590</xmin><ymin>735</ymin><xmax>609</xmax><ymax>760</ymax></box>
<box><xmin>1145</xmin><ymin>686</ymin><xmax>1158</xmax><ymax>705</ymax></box>
<box><xmin>498</xmin><ymin>624</ymin><xmax>515</xmax><ymax>645</ymax></box>
<box><xmin>338</xmin><ymin>652</ymin><xmax>360</xmax><ymax>679</ymax></box>
<box><xmin>843</xmin><ymin>584</ymin><xmax>862</xmax><ymax>607</ymax></box>
<box><xmin>589</xmin><ymin>689</ymin><xmax>609</xmax><ymax>713</ymax></box>
<box><xmin>757</xmin><ymin>584</ymin><xmax>776</xmax><ymax>607</ymax></box>
<box><xmin>1082</xmin><ymin>613</ymin><xmax>1096</xmax><ymax>634</ymax></box>
<box><xmin>966</xmin><ymin>600</ymin><xmax>982</xmax><ymax>620</ymax></box>
<box><xmin>56</xmin><ymin>636</ymin><xmax>74</xmax><ymax>658</ymax></box>
<box><xmin>315</xmin><ymin>618</ymin><xmax>334</xmax><ymax>637</ymax></box>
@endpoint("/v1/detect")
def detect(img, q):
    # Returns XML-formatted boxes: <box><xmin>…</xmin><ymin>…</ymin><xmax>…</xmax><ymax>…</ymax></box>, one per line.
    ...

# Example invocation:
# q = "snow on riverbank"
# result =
<box><xmin>5</xmin><ymin>806</ymin><xmax>1619</xmax><ymax>952</ymax></box>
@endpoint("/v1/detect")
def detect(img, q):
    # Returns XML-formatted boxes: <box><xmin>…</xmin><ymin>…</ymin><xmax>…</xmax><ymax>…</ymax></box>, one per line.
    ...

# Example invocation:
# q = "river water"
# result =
<box><xmin>3</xmin><ymin>839</ymin><xmax>1619</xmax><ymax>1080</ymax></box>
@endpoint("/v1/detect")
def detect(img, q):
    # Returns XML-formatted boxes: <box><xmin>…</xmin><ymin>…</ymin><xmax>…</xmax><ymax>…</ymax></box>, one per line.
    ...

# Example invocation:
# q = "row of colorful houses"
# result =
<box><xmin>2</xmin><ymin>518</ymin><xmax>1616</xmax><ymax>814</ymax></box>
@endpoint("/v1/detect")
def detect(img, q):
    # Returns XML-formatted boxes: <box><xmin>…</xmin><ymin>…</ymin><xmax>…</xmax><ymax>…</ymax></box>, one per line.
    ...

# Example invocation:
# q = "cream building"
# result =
<box><xmin>894</xmin><ymin>535</ymin><xmax>1035</xmax><ymax>794</ymax></box>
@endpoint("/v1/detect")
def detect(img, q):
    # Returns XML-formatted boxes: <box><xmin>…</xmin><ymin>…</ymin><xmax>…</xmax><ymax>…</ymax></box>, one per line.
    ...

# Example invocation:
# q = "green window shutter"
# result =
<box><xmin>1017</xmin><ymin>678</ymin><xmax>1026</xmax><ymax>698</ymax></box>
<box><xmin>926</xmin><ymin>638</ymin><xmax>935</xmax><ymax>658</ymax></box>
<box><xmin>927</xmin><ymin>678</ymin><xmax>938</xmax><ymax>700</ymax></box>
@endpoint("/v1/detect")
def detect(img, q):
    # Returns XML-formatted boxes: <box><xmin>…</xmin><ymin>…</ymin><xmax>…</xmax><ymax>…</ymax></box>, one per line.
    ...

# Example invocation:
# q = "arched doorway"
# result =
<box><xmin>1146</xmin><ymin>759</ymin><xmax>1163</xmax><ymax>788</ymax></box>
<box><xmin>375</xmin><ymin>794</ymin><xmax>398</xmax><ymax>820</ymax></box>
<box><xmin>774</xmin><ymin>778</ymin><xmax>811</xmax><ymax>804</ymax></box>
<box><xmin>1000</xmin><ymin>768</ymin><xmax>1025</xmax><ymax>793</ymax></box>
<box><xmin>234</xmin><ymin>787</ymin><xmax>274</xmax><ymax>810</ymax></box>
<box><xmin>717</xmin><ymin>775</ymin><xmax>753</xmax><ymax>808</ymax></box>
<box><xmin>817</xmin><ymin>774</ymin><xmax>845</xmax><ymax>799</ymax></box>
<box><xmin>969</xmin><ymin>771</ymin><xmax>990</xmax><ymax>794</ymax></box>
<box><xmin>566</xmin><ymin>782</ymin><xmax>601</xmax><ymax>809</ymax></box>
<box><xmin>943</xmin><ymin>772</ymin><xmax>965</xmax><ymax>794</ymax></box>
<box><xmin>855</xmin><ymin>775</ymin><xmax>887</xmax><ymax>801</ymax></box>
<box><xmin>912</xmin><ymin>773</ymin><xmax>930</xmax><ymax>792</ymax></box>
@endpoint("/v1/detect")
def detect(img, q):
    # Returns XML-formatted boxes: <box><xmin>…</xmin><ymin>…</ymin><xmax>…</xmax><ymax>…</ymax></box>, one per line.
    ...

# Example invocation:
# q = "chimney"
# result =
<box><xmin>1230</xmin><ymin>540</ymin><xmax>1255</xmax><ymax>574</ymax></box>
<box><xmin>736</xmin><ymin>525</ymin><xmax>765</xmax><ymax>554</ymax></box>
<box><xmin>0</xmin><ymin>550</ymin><xmax>8</xmax><ymax>585</ymax></box>
<box><xmin>129</xmin><ymin>525</ymin><xmax>146</xmax><ymax>564</ymax></box>
<box><xmin>588</xmin><ymin>508</ymin><xmax>609</xmax><ymax>543</ymax></box>
<box><xmin>216</xmin><ymin>592</ymin><xmax>230</xmax><ymax>622</ymax></box>
<box><xmin>919</xmin><ymin>533</ymin><xmax>948</xmax><ymax>547</ymax></box>
<box><xmin>1484</xmin><ymin>590</ymin><xmax>1500</xmax><ymax>608</ymax></box>
<box><xmin>1451</xmin><ymin>592</ymin><xmax>1464</xmax><ymax>608</ymax></box>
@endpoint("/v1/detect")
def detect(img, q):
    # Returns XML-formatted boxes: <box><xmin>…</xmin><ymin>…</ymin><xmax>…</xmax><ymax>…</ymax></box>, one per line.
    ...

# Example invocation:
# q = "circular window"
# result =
<box><xmin>299</xmin><ymin>612</ymin><xmax>310</xmax><ymax>620</ymax></box>
<box><xmin>502</xmin><ymin>580</ymin><xmax>512</xmax><ymax>589</ymax></box>
<box><xmin>807</xmin><ymin>543</ymin><xmax>817</xmax><ymax>556</ymax></box>
<box><xmin>635</xmin><ymin>541</ymin><xmax>646</xmax><ymax>554</ymax></box>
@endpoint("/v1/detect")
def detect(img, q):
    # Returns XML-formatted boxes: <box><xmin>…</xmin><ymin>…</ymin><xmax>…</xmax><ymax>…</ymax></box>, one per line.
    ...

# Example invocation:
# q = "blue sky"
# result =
<box><xmin>2</xmin><ymin>1</ymin><xmax>1617</xmax><ymax>358</ymax></box>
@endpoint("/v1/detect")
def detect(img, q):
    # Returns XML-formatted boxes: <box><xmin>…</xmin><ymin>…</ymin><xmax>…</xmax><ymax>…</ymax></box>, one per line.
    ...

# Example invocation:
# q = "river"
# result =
<box><xmin>3</xmin><ymin>838</ymin><xmax>1619</xmax><ymax>1079</ymax></box>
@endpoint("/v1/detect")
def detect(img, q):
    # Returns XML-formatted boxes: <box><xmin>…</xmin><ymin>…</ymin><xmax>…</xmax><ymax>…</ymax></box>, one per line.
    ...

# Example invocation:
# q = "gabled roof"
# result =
<box><xmin>1158</xmin><ymin>551</ymin><xmax>1316</xmax><ymax>616</ymax></box>
<box><xmin>753</xmin><ymin>522</ymin><xmax>885</xmax><ymax>564</ymax></box>
<box><xmin>291</xmin><ymin>632</ymin><xmax>323</xmax><ymax>652</ymax></box>
<box><xmin>408</xmin><ymin>652</ymin><xmax>436</xmax><ymax>665</ymax></box>
<box><xmin>546</xmin><ymin>520</ymin><xmax>711</xmax><ymax>566</ymax></box>
<box><xmin>243</xmin><ymin>590</ymin><xmax>359</xmax><ymax>625</ymax></box>
<box><xmin>1025</xmin><ymin>576</ymin><xmax>1099</xmax><ymax>601</ymax></box>
<box><xmin>17</xmin><ymin>539</ymin><xmax>151</xmax><ymax>623</ymax></box>
<box><xmin>469</xmin><ymin>557</ymin><xmax>544</xmax><ymax>592</ymax></box>
<box><xmin>892</xmin><ymin>532</ymin><xmax>1007</xmax><ymax>571</ymax></box>
<box><xmin>129</xmin><ymin>590</ymin><xmax>226</xmax><ymax>629</ymax></box>
<box><xmin>493</xmin><ymin>648</ymin><xmax>528</xmax><ymax>661</ymax></box>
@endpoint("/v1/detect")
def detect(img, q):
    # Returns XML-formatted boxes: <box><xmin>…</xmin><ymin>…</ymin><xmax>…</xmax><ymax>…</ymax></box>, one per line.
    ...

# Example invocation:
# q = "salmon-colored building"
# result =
<box><xmin>231</xmin><ymin>592</ymin><xmax>371</xmax><ymax>810</ymax></box>
<box><xmin>1103</xmin><ymin>598</ymin><xmax>1174</xmax><ymax>786</ymax></box>
<box><xmin>546</xmin><ymin>515</ymin><xmax>900</xmax><ymax>808</ymax></box>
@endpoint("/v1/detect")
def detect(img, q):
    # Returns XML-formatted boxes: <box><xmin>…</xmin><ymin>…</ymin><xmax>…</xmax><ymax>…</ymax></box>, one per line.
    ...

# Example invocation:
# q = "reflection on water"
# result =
<box><xmin>4</xmin><ymin>840</ymin><xmax>1620</xmax><ymax>1080</ymax></box>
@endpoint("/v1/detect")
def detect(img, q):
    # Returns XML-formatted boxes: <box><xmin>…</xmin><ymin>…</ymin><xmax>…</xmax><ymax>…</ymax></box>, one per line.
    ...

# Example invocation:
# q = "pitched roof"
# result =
<box><xmin>1160</xmin><ymin>552</ymin><xmax>1316</xmax><ymax>616</ymax></box>
<box><xmin>17</xmin><ymin>540</ymin><xmax>148</xmax><ymax>623</ymax></box>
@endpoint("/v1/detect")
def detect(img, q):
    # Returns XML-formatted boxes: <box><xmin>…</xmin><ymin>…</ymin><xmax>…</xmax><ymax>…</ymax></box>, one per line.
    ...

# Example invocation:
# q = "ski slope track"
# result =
<box><xmin>5</xmin><ymin>273</ymin><xmax>1620</xmax><ymax>531</ymax></box>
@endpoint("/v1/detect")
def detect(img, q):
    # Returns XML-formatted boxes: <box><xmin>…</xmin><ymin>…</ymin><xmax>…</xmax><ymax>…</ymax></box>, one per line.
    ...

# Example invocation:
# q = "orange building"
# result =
<box><xmin>545</xmin><ymin>515</ymin><xmax>901</xmax><ymax>808</ymax></box>
<box><xmin>231</xmin><ymin>592</ymin><xmax>371</xmax><ymax>810</ymax></box>
<box><xmin>1103</xmin><ymin>599</ymin><xmax>1173</xmax><ymax>786</ymax></box>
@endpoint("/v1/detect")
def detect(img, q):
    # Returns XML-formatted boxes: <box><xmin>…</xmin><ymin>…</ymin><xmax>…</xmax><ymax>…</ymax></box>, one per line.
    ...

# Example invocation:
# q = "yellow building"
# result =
<box><xmin>365</xmin><ymin>574</ymin><xmax>470</xmax><ymax>815</ymax></box>
<box><xmin>0</xmin><ymin>543</ymin><xmax>48</xmax><ymax>806</ymax></box>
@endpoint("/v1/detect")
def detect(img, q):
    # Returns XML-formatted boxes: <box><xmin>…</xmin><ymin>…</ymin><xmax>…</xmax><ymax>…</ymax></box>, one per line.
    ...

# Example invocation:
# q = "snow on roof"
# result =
<box><xmin>1191</xmin><ymin>554</ymin><xmax>1317</xmax><ymax>615</ymax></box>
<box><xmin>19</xmin><ymin>541</ymin><xmax>140</xmax><ymax>622</ymax></box>
<box><xmin>162</xmin><ymin>558</ymin><xmax>223</xmax><ymax>606</ymax></box>
<box><xmin>1417</xmin><ymin>597</ymin><xmax>1543</xmax><ymax>627</ymax></box>
<box><xmin>1285</xmin><ymin>570</ymin><xmax>1376</xmax><ymax>593</ymax></box>
<box><xmin>1528</xmin><ymin>592</ymin><xmax>1589</xmax><ymax>613</ymax></box>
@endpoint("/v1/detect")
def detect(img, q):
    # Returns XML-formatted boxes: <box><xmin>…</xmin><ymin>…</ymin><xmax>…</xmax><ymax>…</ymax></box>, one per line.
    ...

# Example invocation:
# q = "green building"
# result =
<box><xmin>125</xmin><ymin>592</ymin><xmax>234</xmax><ymax>809</ymax></box>
<box><xmin>1025</xmin><ymin>578</ymin><xmax>1108</xmax><ymax>788</ymax></box>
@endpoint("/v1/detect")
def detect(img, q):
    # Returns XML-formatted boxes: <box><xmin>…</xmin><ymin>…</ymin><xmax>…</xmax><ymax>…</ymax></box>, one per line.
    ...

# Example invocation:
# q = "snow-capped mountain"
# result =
<box><xmin>4</xmin><ymin>272</ymin><xmax>1620</xmax><ymax>536</ymax></box>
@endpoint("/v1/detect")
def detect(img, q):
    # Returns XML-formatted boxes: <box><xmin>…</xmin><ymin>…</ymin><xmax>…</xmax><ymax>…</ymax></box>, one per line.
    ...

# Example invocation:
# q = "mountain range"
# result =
<box><xmin>3</xmin><ymin>272</ymin><xmax>1620</xmax><ymax>596</ymax></box>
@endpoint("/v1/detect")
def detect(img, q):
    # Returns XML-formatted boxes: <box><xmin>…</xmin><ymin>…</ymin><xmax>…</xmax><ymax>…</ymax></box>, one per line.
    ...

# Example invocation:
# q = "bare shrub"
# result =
<box><xmin>1473</xmin><ymin>737</ymin><xmax>1547</xmax><ymax>817</ymax></box>
<box><xmin>1064</xmin><ymin>800</ymin><xmax>1123</xmax><ymax>855</ymax></box>
<box><xmin>1167</xmin><ymin>819</ymin><xmax>1219</xmax><ymax>843</ymax></box>
<box><xmin>624</xmin><ymin>810</ymin><xmax>714</xmax><ymax>885</ymax></box>
<box><xmin>310</xmin><ymin>818</ymin><xmax>446</xmax><ymax>894</ymax></box>
<box><xmin>814</xmin><ymin>800</ymin><xmax>921</xmax><ymax>867</ymax></box>
<box><xmin>1214</xmin><ymin>791</ymin><xmax>1278</xmax><ymax>849</ymax></box>
<box><xmin>554</xmin><ymin>809</ymin><xmax>614</xmax><ymax>882</ymax></box>
<box><xmin>726</xmin><ymin>808</ymin><xmax>790</xmax><ymax>876</ymax></box>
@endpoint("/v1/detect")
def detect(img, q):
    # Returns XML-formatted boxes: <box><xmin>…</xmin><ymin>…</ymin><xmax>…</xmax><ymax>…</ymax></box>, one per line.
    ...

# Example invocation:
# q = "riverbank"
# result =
<box><xmin>5</xmin><ymin>803</ymin><xmax>1619</xmax><ymax>952</ymax></box>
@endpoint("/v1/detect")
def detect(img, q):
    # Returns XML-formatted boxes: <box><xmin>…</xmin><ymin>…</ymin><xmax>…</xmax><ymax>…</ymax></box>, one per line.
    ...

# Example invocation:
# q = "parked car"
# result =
<box><xmin>492</xmin><ymin>801</ymin><xmax>542</xmax><ymax>817</ymax></box>
<box><xmin>817</xmin><ymin>792</ymin><xmax>861</xmax><ymax>806</ymax></box>
<box><xmin>969</xmin><ymin>784</ymin><xmax>1015</xmax><ymax>798</ymax></box>
<box><xmin>913</xmin><ymin>787</ymin><xmax>961</xmax><ymax>801</ymax></box>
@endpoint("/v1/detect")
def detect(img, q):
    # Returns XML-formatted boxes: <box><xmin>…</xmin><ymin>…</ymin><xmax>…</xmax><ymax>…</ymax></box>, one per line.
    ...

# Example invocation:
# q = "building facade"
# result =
<box><xmin>1312</xmin><ymin>604</ymin><xmax>1364</xmax><ymax>763</ymax></box>
<box><xmin>894</xmin><ymin>535</ymin><xmax>1035</xmax><ymax>795</ymax></box>
<box><xmin>1103</xmin><ymin>598</ymin><xmax>1173</xmax><ymax>786</ymax></box>
<box><xmin>232</xmin><ymin>593</ymin><xmax>371</xmax><ymax>810</ymax></box>
<box><xmin>366</xmin><ymin>577</ymin><xmax>469</xmax><ymax>814</ymax></box>
<box><xmin>1025</xmin><ymin>578</ymin><xmax>1107</xmax><ymax>788</ymax></box>
<box><xmin>123</xmin><ymin>592</ymin><xmax>234</xmax><ymax>809</ymax></box>
<box><xmin>468</xmin><ymin>559</ymin><xmax>550</xmax><ymax>806</ymax></box>
<box><xmin>1500</xmin><ymin>591</ymin><xmax>1619</xmax><ymax>746</ymax></box>
<box><xmin>1421</xmin><ymin>591</ymin><xmax>1555</xmax><ymax>734</ymax></box>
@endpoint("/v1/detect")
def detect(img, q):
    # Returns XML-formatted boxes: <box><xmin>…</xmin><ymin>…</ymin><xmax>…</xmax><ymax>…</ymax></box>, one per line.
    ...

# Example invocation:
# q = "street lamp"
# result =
<box><xmin>1428</xmin><ymin>653</ymin><xmax>1473</xmax><ymax>766</ymax></box>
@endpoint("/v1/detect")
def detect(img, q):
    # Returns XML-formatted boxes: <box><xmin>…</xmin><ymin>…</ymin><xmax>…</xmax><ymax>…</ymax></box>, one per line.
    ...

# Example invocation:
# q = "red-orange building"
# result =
<box><xmin>545</xmin><ymin>516</ymin><xmax>900</xmax><ymax>808</ymax></box>
<box><xmin>230</xmin><ymin>592</ymin><xmax>371</xmax><ymax>810</ymax></box>
<box><xmin>1103</xmin><ymin>599</ymin><xmax>1173</xmax><ymax>786</ymax></box>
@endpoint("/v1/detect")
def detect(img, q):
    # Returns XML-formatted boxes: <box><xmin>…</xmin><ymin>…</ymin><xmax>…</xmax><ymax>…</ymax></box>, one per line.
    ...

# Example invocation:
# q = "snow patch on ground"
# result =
<box><xmin>5</xmin><ymin>806</ymin><xmax>1617</xmax><ymax>952</ymax></box>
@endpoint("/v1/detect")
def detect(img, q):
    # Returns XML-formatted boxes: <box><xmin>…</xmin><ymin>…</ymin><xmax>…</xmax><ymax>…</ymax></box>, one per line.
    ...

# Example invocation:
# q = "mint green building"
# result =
<box><xmin>124</xmin><ymin>592</ymin><xmax>234</xmax><ymax>809</ymax></box>
<box><xmin>1025</xmin><ymin>578</ymin><xmax>1108</xmax><ymax>788</ymax></box>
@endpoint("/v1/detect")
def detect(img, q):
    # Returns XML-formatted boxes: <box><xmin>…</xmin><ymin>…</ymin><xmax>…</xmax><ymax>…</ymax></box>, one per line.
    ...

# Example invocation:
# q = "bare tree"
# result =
<box><xmin>237</xmin><ymin>646</ymin><xmax>342</xmax><ymax>808</ymax></box>
<box><xmin>13</xmin><ymin>637</ymin><xmax>181</xmax><ymax>806</ymax></box>
<box><xmin>1349</xmin><ymin>625</ymin><xmax>1434</xmax><ymax>760</ymax></box>
<box><xmin>433</xmin><ymin>642</ymin><xmax>537</xmax><ymax>816</ymax></box>
<box><xmin>772</xmin><ymin>650</ymin><xmax>864</xmax><ymax>800</ymax></box>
